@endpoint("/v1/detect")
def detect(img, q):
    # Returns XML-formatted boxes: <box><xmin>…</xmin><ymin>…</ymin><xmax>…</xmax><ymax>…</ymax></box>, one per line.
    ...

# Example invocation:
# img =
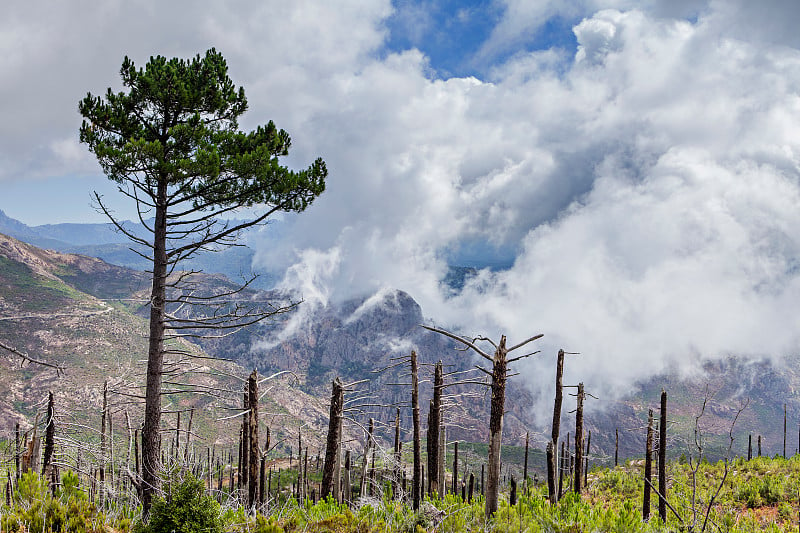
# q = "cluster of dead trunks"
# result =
<box><xmin>7</xmin><ymin>340</ymin><xmax>797</xmax><ymax>524</ymax></box>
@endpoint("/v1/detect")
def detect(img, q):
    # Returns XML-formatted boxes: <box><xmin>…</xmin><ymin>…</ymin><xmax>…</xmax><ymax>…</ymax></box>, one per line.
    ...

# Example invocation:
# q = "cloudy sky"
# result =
<box><xmin>4</xmin><ymin>0</ymin><xmax>800</xmax><ymax>408</ymax></box>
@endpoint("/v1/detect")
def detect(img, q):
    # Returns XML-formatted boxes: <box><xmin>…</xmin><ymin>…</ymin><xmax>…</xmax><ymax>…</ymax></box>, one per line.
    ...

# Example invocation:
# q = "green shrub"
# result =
<box><xmin>135</xmin><ymin>473</ymin><xmax>223</xmax><ymax>533</ymax></box>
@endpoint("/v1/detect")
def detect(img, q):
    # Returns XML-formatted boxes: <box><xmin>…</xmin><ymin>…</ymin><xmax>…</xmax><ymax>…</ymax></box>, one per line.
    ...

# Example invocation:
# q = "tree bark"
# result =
<box><xmin>42</xmin><ymin>392</ymin><xmax>55</xmax><ymax>481</ymax></box>
<box><xmin>410</xmin><ymin>351</ymin><xmax>422</xmax><ymax>511</ymax></box>
<box><xmin>573</xmin><ymin>383</ymin><xmax>584</xmax><ymax>494</ymax></box>
<box><xmin>141</xmin><ymin>182</ymin><xmax>168</xmax><ymax>516</ymax></box>
<box><xmin>248</xmin><ymin>370</ymin><xmax>259</xmax><ymax>508</ymax></box>
<box><xmin>548</xmin><ymin>349</ymin><xmax>564</xmax><ymax>503</ymax></box>
<box><xmin>659</xmin><ymin>389</ymin><xmax>667</xmax><ymax>522</ymax></box>
<box><xmin>321</xmin><ymin>378</ymin><xmax>344</xmax><ymax>499</ymax></box>
<box><xmin>427</xmin><ymin>360</ymin><xmax>442</xmax><ymax>497</ymax></box>
<box><xmin>643</xmin><ymin>408</ymin><xmax>653</xmax><ymax>521</ymax></box>
<box><xmin>485</xmin><ymin>335</ymin><xmax>508</xmax><ymax>517</ymax></box>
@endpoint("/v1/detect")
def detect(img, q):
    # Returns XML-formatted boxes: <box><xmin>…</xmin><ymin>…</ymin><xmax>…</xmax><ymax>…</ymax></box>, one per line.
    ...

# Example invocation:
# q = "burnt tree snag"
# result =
<box><xmin>549</xmin><ymin>349</ymin><xmax>565</xmax><ymax>503</ymax></box>
<box><xmin>573</xmin><ymin>383</ymin><xmax>585</xmax><ymax>494</ymax></box>
<box><xmin>321</xmin><ymin>378</ymin><xmax>344</xmax><ymax>500</ymax></box>
<box><xmin>421</xmin><ymin>324</ymin><xmax>543</xmax><ymax>517</ymax></box>
<box><xmin>393</xmin><ymin>407</ymin><xmax>401</xmax><ymax>499</ymax></box>
<box><xmin>247</xmin><ymin>370</ymin><xmax>259</xmax><ymax>508</ymax></box>
<box><xmin>359</xmin><ymin>418</ymin><xmax>374</xmax><ymax>498</ymax></box>
<box><xmin>644</xmin><ymin>408</ymin><xmax>653</xmax><ymax>521</ymax></box>
<box><xmin>42</xmin><ymin>392</ymin><xmax>55</xmax><ymax>481</ymax></box>
<box><xmin>452</xmin><ymin>440</ymin><xmax>459</xmax><ymax>495</ymax></box>
<box><xmin>411</xmin><ymin>351</ymin><xmax>422</xmax><ymax>511</ymax></box>
<box><xmin>523</xmin><ymin>431</ymin><xmax>529</xmax><ymax>487</ymax></box>
<box><xmin>659</xmin><ymin>389</ymin><xmax>667</xmax><ymax>523</ymax></box>
<box><xmin>427</xmin><ymin>360</ymin><xmax>443</xmax><ymax>497</ymax></box>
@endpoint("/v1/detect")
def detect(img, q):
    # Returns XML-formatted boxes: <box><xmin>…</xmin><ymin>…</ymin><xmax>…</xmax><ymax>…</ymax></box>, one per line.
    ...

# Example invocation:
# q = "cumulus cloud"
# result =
<box><xmin>249</xmin><ymin>4</ymin><xmax>800</xmax><ymax>419</ymax></box>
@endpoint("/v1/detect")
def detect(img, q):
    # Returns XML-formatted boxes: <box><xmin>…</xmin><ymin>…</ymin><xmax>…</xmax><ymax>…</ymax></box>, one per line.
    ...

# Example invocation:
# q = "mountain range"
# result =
<box><xmin>1</xmin><ymin>209</ymin><xmax>799</xmax><ymax>470</ymax></box>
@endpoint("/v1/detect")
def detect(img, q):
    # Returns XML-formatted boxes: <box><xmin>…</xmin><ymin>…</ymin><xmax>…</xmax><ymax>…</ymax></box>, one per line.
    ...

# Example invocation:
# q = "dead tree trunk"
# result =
<box><xmin>573</xmin><ymin>383</ymin><xmax>584</xmax><ymax>494</ymax></box>
<box><xmin>184</xmin><ymin>408</ymin><xmax>194</xmax><ymax>461</ymax></box>
<box><xmin>546</xmin><ymin>442</ymin><xmax>555</xmax><ymax>500</ymax></box>
<box><xmin>485</xmin><ymin>336</ymin><xmax>507</xmax><ymax>515</ymax></box>
<box><xmin>523</xmin><ymin>431</ymin><xmax>529</xmax><ymax>488</ymax></box>
<box><xmin>421</xmin><ymin>325</ymin><xmax>542</xmax><ymax>517</ymax></box>
<box><xmin>393</xmin><ymin>407</ymin><xmax>401</xmax><ymax>499</ymax></box>
<box><xmin>427</xmin><ymin>360</ymin><xmax>442</xmax><ymax>497</ymax></box>
<box><xmin>438</xmin><ymin>425</ymin><xmax>446</xmax><ymax>499</ymax></box>
<box><xmin>247</xmin><ymin>370</ymin><xmax>259</xmax><ymax>508</ymax></box>
<box><xmin>42</xmin><ymin>391</ymin><xmax>55</xmax><ymax>481</ymax></box>
<box><xmin>659</xmin><ymin>389</ymin><xmax>667</xmax><ymax>522</ymax></box>
<box><xmin>100</xmin><ymin>381</ymin><xmax>108</xmax><ymax>506</ymax></box>
<box><xmin>452</xmin><ymin>440</ymin><xmax>459</xmax><ymax>495</ymax></box>
<box><xmin>411</xmin><ymin>351</ymin><xmax>422</xmax><ymax>511</ymax></box>
<box><xmin>643</xmin><ymin>408</ymin><xmax>653</xmax><ymax>521</ymax></box>
<box><xmin>241</xmin><ymin>388</ymin><xmax>249</xmax><ymax>499</ymax></box>
<box><xmin>359</xmin><ymin>418</ymin><xmax>373</xmax><ymax>498</ymax></box>
<box><xmin>615</xmin><ymin>428</ymin><xmax>619</xmax><ymax>467</ymax></box>
<box><xmin>549</xmin><ymin>349</ymin><xmax>565</xmax><ymax>503</ymax></box>
<box><xmin>321</xmin><ymin>378</ymin><xmax>344</xmax><ymax>500</ymax></box>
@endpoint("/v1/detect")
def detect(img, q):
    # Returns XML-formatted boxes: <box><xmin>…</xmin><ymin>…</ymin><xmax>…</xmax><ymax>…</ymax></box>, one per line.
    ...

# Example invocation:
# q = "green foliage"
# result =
<box><xmin>78</xmin><ymin>48</ymin><xmax>327</xmax><ymax>215</ymax></box>
<box><xmin>1</xmin><ymin>471</ymin><xmax>108</xmax><ymax>533</ymax></box>
<box><xmin>135</xmin><ymin>473</ymin><xmax>223</xmax><ymax>533</ymax></box>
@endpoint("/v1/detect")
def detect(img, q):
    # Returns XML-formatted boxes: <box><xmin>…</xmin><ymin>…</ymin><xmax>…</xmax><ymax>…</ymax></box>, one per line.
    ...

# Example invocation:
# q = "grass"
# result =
<box><xmin>3</xmin><ymin>455</ymin><xmax>799</xmax><ymax>532</ymax></box>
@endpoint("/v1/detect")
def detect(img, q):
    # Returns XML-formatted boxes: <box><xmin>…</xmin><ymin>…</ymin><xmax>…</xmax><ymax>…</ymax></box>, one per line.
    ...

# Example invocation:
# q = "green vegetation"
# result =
<box><xmin>3</xmin><ymin>455</ymin><xmax>799</xmax><ymax>532</ymax></box>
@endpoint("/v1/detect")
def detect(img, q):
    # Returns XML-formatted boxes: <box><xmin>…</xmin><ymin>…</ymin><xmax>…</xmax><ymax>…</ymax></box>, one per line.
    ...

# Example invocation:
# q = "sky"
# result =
<box><xmin>3</xmin><ymin>0</ymin><xmax>800</xmax><ymax>416</ymax></box>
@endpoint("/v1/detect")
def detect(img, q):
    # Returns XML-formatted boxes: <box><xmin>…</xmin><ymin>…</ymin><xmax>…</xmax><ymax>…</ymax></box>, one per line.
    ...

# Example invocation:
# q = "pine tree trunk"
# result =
<box><xmin>141</xmin><ymin>185</ymin><xmax>168</xmax><ymax>517</ymax></box>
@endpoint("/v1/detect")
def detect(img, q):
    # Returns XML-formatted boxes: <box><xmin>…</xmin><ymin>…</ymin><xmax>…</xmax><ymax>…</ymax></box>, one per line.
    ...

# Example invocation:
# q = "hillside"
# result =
<box><xmin>1</xmin><ymin>229</ymin><xmax>798</xmax><ymax>472</ymax></box>
<box><xmin>0</xmin><ymin>233</ymin><xmax>341</xmax><ymax>454</ymax></box>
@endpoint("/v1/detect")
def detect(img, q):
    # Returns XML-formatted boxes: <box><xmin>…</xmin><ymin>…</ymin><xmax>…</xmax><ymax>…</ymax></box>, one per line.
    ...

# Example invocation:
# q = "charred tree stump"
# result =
<box><xmin>523</xmin><ymin>431</ymin><xmax>529</xmax><ymax>488</ymax></box>
<box><xmin>758</xmin><ymin>435</ymin><xmax>762</xmax><ymax>457</ymax></box>
<box><xmin>658</xmin><ymin>390</ymin><xmax>667</xmax><ymax>523</ymax></box>
<box><xmin>643</xmin><ymin>409</ymin><xmax>653</xmax><ymax>521</ymax></box>
<box><xmin>615</xmin><ymin>429</ymin><xmax>619</xmax><ymax>467</ymax></box>
<box><xmin>546</xmin><ymin>442</ymin><xmax>555</xmax><ymax>502</ymax></box>
<box><xmin>748</xmin><ymin>434</ymin><xmax>752</xmax><ymax>460</ymax></box>
<box><xmin>573</xmin><ymin>383</ymin><xmax>584</xmax><ymax>494</ymax></box>
<box><xmin>321</xmin><ymin>378</ymin><xmax>344</xmax><ymax>500</ymax></box>
<box><xmin>509</xmin><ymin>475</ymin><xmax>517</xmax><ymax>506</ymax></box>
<box><xmin>468</xmin><ymin>472</ymin><xmax>474</xmax><ymax>502</ymax></box>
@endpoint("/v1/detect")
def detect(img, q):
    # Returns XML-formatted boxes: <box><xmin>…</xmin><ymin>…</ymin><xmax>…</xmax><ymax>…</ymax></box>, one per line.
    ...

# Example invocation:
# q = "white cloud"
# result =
<box><xmin>250</xmin><ymin>5</ymin><xmax>800</xmax><ymax>419</ymax></box>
